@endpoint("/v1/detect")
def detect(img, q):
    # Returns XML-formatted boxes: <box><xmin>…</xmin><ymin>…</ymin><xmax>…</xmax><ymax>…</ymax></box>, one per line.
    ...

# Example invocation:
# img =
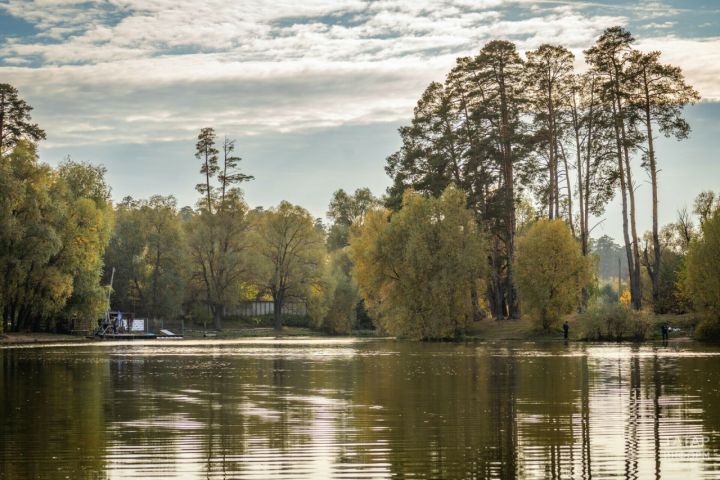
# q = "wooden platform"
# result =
<box><xmin>93</xmin><ymin>333</ymin><xmax>157</xmax><ymax>340</ymax></box>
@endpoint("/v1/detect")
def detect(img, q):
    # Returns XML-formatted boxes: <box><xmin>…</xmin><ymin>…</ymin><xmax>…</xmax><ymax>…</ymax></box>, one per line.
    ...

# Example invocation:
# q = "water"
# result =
<box><xmin>1</xmin><ymin>338</ymin><xmax>719</xmax><ymax>479</ymax></box>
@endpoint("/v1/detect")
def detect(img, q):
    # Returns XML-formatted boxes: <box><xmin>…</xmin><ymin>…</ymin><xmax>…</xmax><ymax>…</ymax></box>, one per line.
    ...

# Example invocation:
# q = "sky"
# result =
<box><xmin>1</xmin><ymin>0</ymin><xmax>719</xmax><ymax>242</ymax></box>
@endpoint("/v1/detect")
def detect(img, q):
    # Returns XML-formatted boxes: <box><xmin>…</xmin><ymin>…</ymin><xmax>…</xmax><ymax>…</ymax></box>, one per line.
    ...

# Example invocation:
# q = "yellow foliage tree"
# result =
<box><xmin>619</xmin><ymin>289</ymin><xmax>632</xmax><ymax>307</ymax></box>
<box><xmin>350</xmin><ymin>186</ymin><xmax>487</xmax><ymax>339</ymax></box>
<box><xmin>514</xmin><ymin>219</ymin><xmax>592</xmax><ymax>329</ymax></box>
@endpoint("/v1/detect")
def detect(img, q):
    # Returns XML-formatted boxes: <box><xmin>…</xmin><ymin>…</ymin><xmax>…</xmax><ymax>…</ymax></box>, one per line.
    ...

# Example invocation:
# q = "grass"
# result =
<box><xmin>463</xmin><ymin>312</ymin><xmax>699</xmax><ymax>342</ymax></box>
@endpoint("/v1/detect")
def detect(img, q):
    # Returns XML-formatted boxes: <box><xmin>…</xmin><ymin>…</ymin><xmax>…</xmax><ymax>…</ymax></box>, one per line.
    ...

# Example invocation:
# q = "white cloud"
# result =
<box><xmin>0</xmin><ymin>0</ymin><xmax>716</xmax><ymax>151</ymax></box>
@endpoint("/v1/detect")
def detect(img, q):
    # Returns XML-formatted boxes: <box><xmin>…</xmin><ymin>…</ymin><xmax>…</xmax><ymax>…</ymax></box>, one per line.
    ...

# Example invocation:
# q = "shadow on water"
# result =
<box><xmin>1</xmin><ymin>339</ymin><xmax>719</xmax><ymax>479</ymax></box>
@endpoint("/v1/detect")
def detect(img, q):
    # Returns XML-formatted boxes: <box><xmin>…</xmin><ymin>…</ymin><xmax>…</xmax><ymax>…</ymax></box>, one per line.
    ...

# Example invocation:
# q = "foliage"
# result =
<box><xmin>187</xmin><ymin>127</ymin><xmax>254</xmax><ymax>329</ymax></box>
<box><xmin>326</xmin><ymin>188</ymin><xmax>380</xmax><ymax>250</ymax></box>
<box><xmin>514</xmin><ymin>220</ymin><xmax>592</xmax><ymax>329</ymax></box>
<box><xmin>185</xmin><ymin>192</ymin><xmax>251</xmax><ymax>330</ymax></box>
<box><xmin>695</xmin><ymin>316</ymin><xmax>720</xmax><ymax>343</ymax></box>
<box><xmin>578</xmin><ymin>303</ymin><xmax>649</xmax><ymax>341</ymax></box>
<box><xmin>103</xmin><ymin>195</ymin><xmax>188</xmax><ymax>320</ymax></box>
<box><xmin>350</xmin><ymin>186</ymin><xmax>487</xmax><ymax>340</ymax></box>
<box><xmin>0</xmin><ymin>84</ymin><xmax>46</xmax><ymax>157</ymax></box>
<box><xmin>0</xmin><ymin>142</ymin><xmax>112</xmax><ymax>332</ymax></box>
<box><xmin>310</xmin><ymin>250</ymin><xmax>361</xmax><ymax>334</ymax></box>
<box><xmin>685</xmin><ymin>210</ymin><xmax>720</xmax><ymax>334</ymax></box>
<box><xmin>251</xmin><ymin>201</ymin><xmax>326</xmax><ymax>330</ymax></box>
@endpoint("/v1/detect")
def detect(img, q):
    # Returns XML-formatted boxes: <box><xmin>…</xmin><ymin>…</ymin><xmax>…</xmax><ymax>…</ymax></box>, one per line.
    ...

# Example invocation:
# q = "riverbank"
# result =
<box><xmin>0</xmin><ymin>327</ymin><xmax>331</xmax><ymax>345</ymax></box>
<box><xmin>1</xmin><ymin>313</ymin><xmax>699</xmax><ymax>345</ymax></box>
<box><xmin>465</xmin><ymin>313</ymin><xmax>698</xmax><ymax>342</ymax></box>
<box><xmin>0</xmin><ymin>332</ymin><xmax>88</xmax><ymax>345</ymax></box>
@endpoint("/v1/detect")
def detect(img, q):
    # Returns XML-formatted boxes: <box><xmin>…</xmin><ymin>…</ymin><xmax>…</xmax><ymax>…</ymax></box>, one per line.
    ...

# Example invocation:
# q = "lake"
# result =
<box><xmin>1</xmin><ymin>338</ymin><xmax>719</xmax><ymax>479</ymax></box>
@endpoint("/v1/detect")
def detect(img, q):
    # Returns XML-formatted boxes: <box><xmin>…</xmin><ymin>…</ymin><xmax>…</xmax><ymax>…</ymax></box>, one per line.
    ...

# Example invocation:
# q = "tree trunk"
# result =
<box><xmin>611</xmin><ymin>96</ymin><xmax>636</xmax><ymax>307</ymax></box>
<box><xmin>213</xmin><ymin>303</ymin><xmax>222</xmax><ymax>331</ymax></box>
<box><xmin>273</xmin><ymin>297</ymin><xmax>283</xmax><ymax>331</ymax></box>
<box><xmin>498</xmin><ymin>71</ymin><xmax>518</xmax><ymax>319</ymax></box>
<box><xmin>643</xmin><ymin>72</ymin><xmax>661</xmax><ymax>309</ymax></box>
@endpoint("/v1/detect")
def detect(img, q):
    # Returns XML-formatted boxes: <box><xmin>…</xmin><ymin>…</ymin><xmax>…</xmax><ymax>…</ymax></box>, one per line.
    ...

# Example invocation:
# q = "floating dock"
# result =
<box><xmin>93</xmin><ymin>333</ymin><xmax>158</xmax><ymax>340</ymax></box>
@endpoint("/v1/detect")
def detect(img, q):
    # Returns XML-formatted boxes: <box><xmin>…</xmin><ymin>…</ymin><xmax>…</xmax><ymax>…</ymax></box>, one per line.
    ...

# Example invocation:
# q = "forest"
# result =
<box><xmin>1</xmin><ymin>27</ymin><xmax>719</xmax><ymax>341</ymax></box>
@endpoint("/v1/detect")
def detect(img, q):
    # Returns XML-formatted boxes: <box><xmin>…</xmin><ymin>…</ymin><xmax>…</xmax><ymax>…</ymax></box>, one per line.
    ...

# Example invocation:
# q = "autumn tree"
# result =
<box><xmin>515</xmin><ymin>220</ymin><xmax>592</xmax><ymax>329</ymax></box>
<box><xmin>350</xmin><ymin>187</ymin><xmax>487</xmax><ymax>339</ymax></box>
<box><xmin>0</xmin><ymin>84</ymin><xmax>46</xmax><ymax>158</ymax></box>
<box><xmin>0</xmin><ymin>142</ymin><xmax>112</xmax><ymax>332</ymax></box>
<box><xmin>385</xmin><ymin>40</ymin><xmax>532</xmax><ymax>319</ymax></box>
<box><xmin>251</xmin><ymin>201</ymin><xmax>326</xmax><ymax>331</ymax></box>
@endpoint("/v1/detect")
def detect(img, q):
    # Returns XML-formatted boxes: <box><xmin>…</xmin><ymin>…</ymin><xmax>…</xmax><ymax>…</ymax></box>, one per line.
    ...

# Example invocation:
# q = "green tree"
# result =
<box><xmin>524</xmin><ymin>44</ymin><xmax>575</xmax><ymax>222</ymax></box>
<box><xmin>0</xmin><ymin>143</ymin><xmax>112</xmax><ymax>332</ymax></box>
<box><xmin>103</xmin><ymin>195</ymin><xmax>188</xmax><ymax>321</ymax></box>
<box><xmin>326</xmin><ymin>187</ymin><xmax>380</xmax><ymax>249</ymax></box>
<box><xmin>186</xmin><ymin>192</ymin><xmax>251</xmax><ymax>330</ymax></box>
<box><xmin>311</xmin><ymin>250</ymin><xmax>360</xmax><ymax>334</ymax></box>
<box><xmin>385</xmin><ymin>40</ymin><xmax>534</xmax><ymax>319</ymax></box>
<box><xmin>0</xmin><ymin>84</ymin><xmax>46</xmax><ymax>158</ymax></box>
<box><xmin>515</xmin><ymin>220</ymin><xmax>592</xmax><ymax>330</ymax></box>
<box><xmin>188</xmin><ymin>128</ymin><xmax>254</xmax><ymax>330</ymax></box>
<box><xmin>693</xmin><ymin>191</ymin><xmax>719</xmax><ymax>226</ymax></box>
<box><xmin>350</xmin><ymin>187</ymin><xmax>487</xmax><ymax>339</ymax></box>
<box><xmin>251</xmin><ymin>201</ymin><xmax>326</xmax><ymax>331</ymax></box>
<box><xmin>195</xmin><ymin>127</ymin><xmax>220</xmax><ymax>213</ymax></box>
<box><xmin>685</xmin><ymin>210</ymin><xmax>720</xmax><ymax>331</ymax></box>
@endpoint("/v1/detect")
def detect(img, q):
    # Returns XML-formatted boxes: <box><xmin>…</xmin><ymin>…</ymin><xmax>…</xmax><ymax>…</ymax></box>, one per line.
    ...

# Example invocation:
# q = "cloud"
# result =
<box><xmin>0</xmin><ymin>0</ymin><xmax>716</xmax><ymax>151</ymax></box>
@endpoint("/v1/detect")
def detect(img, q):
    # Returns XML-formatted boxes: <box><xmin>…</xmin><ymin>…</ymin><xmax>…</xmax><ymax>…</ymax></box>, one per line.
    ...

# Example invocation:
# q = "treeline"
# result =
<box><xmin>2</xmin><ymin>25</ymin><xmax>720</xmax><ymax>340</ymax></box>
<box><xmin>383</xmin><ymin>26</ymin><xmax>699</xmax><ymax>318</ymax></box>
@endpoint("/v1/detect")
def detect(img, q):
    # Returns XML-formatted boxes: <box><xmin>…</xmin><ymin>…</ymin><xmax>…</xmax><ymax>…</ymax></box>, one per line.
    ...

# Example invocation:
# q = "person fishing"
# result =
<box><xmin>563</xmin><ymin>320</ymin><xmax>569</xmax><ymax>340</ymax></box>
<box><xmin>661</xmin><ymin>322</ymin><xmax>669</xmax><ymax>342</ymax></box>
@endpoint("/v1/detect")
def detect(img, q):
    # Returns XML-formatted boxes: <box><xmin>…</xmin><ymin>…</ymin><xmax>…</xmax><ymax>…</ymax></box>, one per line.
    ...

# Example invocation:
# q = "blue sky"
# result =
<box><xmin>1</xmin><ymin>0</ymin><xmax>719</xmax><ymax>241</ymax></box>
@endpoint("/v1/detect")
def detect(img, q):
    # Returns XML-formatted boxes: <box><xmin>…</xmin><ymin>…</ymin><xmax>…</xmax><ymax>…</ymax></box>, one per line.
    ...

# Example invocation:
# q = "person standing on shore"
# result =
<box><xmin>563</xmin><ymin>321</ymin><xmax>569</xmax><ymax>340</ymax></box>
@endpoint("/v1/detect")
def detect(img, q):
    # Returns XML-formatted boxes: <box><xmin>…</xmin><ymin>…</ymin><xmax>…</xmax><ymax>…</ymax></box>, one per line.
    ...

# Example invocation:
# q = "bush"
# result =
<box><xmin>578</xmin><ymin>303</ymin><xmax>649</xmax><ymax>341</ymax></box>
<box><xmin>695</xmin><ymin>316</ymin><xmax>720</xmax><ymax>342</ymax></box>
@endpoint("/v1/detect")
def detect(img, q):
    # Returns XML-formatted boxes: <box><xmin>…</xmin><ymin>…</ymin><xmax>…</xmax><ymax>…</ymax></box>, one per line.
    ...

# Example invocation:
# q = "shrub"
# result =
<box><xmin>695</xmin><ymin>316</ymin><xmax>720</xmax><ymax>342</ymax></box>
<box><xmin>578</xmin><ymin>303</ymin><xmax>649</xmax><ymax>341</ymax></box>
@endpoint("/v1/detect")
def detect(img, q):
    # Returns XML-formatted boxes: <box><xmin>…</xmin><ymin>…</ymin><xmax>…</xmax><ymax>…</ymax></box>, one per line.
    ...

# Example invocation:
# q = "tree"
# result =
<box><xmin>54</xmin><ymin>160</ymin><xmax>114</xmax><ymax>331</ymax></box>
<box><xmin>0</xmin><ymin>84</ymin><xmax>46</xmax><ymax>158</ymax></box>
<box><xmin>693</xmin><ymin>191</ymin><xmax>719</xmax><ymax>226</ymax></box>
<box><xmin>252</xmin><ymin>201</ymin><xmax>326</xmax><ymax>331</ymax></box>
<box><xmin>514</xmin><ymin>220</ymin><xmax>592</xmax><ymax>330</ymax></box>
<box><xmin>350</xmin><ymin>187</ymin><xmax>487</xmax><ymax>339</ymax></box>
<box><xmin>195</xmin><ymin>127</ymin><xmax>219</xmax><ymax>213</ymax></box>
<box><xmin>524</xmin><ymin>45</ymin><xmax>575</xmax><ymax>222</ymax></box>
<box><xmin>627</xmin><ymin>50</ymin><xmax>699</xmax><ymax>309</ymax></box>
<box><xmin>310</xmin><ymin>250</ymin><xmax>360</xmax><ymax>334</ymax></box>
<box><xmin>385</xmin><ymin>40</ymin><xmax>533</xmax><ymax>319</ymax></box>
<box><xmin>585</xmin><ymin>26</ymin><xmax>644</xmax><ymax>310</ymax></box>
<box><xmin>685</xmin><ymin>209</ymin><xmax>720</xmax><ymax>337</ymax></box>
<box><xmin>0</xmin><ymin>143</ymin><xmax>112</xmax><ymax>332</ymax></box>
<box><xmin>186</xmin><ymin>192</ymin><xmax>251</xmax><ymax>330</ymax></box>
<box><xmin>103</xmin><ymin>195</ymin><xmax>188</xmax><ymax>321</ymax></box>
<box><xmin>326</xmin><ymin>187</ymin><xmax>380</xmax><ymax>250</ymax></box>
<box><xmin>188</xmin><ymin>128</ymin><xmax>254</xmax><ymax>330</ymax></box>
<box><xmin>219</xmin><ymin>136</ymin><xmax>254</xmax><ymax>206</ymax></box>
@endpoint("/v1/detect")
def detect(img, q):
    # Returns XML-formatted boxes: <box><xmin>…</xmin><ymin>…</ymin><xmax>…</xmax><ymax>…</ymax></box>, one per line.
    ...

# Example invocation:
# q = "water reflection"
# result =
<box><xmin>1</xmin><ymin>340</ymin><xmax>719</xmax><ymax>479</ymax></box>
